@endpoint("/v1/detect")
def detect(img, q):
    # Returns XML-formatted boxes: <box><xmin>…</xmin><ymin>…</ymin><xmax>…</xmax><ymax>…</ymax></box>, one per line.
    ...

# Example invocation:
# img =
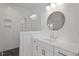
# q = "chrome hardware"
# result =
<box><xmin>58</xmin><ymin>52</ymin><xmax>67</xmax><ymax>56</ymax></box>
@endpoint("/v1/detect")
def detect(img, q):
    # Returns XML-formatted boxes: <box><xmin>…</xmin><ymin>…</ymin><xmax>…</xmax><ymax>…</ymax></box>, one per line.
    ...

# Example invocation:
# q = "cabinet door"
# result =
<box><xmin>32</xmin><ymin>39</ymin><xmax>38</xmax><ymax>56</ymax></box>
<box><xmin>37</xmin><ymin>41</ymin><xmax>53</xmax><ymax>56</ymax></box>
<box><xmin>54</xmin><ymin>47</ymin><xmax>76</xmax><ymax>56</ymax></box>
<box><xmin>45</xmin><ymin>49</ymin><xmax>54</xmax><ymax>56</ymax></box>
<box><xmin>20</xmin><ymin>33</ymin><xmax>33</xmax><ymax>56</ymax></box>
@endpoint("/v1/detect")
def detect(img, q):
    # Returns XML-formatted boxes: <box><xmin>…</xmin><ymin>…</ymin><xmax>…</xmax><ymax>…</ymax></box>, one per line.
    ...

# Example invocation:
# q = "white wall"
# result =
<box><xmin>41</xmin><ymin>3</ymin><xmax>79</xmax><ymax>44</ymax></box>
<box><xmin>0</xmin><ymin>3</ymin><xmax>42</xmax><ymax>51</ymax></box>
<box><xmin>0</xmin><ymin>4</ymin><xmax>32</xmax><ymax>51</ymax></box>
<box><xmin>0</xmin><ymin>4</ymin><xmax>22</xmax><ymax>51</ymax></box>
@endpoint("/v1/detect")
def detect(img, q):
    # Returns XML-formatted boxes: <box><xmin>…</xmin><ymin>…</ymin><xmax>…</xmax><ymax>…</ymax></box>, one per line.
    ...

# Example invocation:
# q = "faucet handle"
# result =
<box><xmin>50</xmin><ymin>34</ymin><xmax>58</xmax><ymax>42</ymax></box>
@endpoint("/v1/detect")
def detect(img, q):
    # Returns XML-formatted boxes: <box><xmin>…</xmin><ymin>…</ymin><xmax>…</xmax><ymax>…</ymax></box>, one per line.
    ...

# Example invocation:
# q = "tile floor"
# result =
<box><xmin>0</xmin><ymin>48</ymin><xmax>19</xmax><ymax>56</ymax></box>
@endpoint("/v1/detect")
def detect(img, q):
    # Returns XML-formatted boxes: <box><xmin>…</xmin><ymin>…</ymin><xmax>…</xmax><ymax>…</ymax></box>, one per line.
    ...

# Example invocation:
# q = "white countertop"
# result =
<box><xmin>54</xmin><ymin>40</ymin><xmax>79</xmax><ymax>54</ymax></box>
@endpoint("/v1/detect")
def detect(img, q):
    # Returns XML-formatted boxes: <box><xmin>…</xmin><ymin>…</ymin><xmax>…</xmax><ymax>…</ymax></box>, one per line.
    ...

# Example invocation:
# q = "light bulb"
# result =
<box><xmin>50</xmin><ymin>3</ymin><xmax>56</xmax><ymax>8</ymax></box>
<box><xmin>46</xmin><ymin>6</ymin><xmax>51</xmax><ymax>10</ymax></box>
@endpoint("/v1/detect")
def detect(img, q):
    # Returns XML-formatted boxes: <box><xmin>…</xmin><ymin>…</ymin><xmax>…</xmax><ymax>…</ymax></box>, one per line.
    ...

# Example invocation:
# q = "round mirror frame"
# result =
<box><xmin>47</xmin><ymin>11</ymin><xmax>65</xmax><ymax>31</ymax></box>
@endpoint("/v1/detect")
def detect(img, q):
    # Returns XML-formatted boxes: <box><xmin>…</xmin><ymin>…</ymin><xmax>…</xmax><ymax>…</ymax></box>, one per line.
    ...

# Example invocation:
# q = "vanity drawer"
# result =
<box><xmin>38</xmin><ymin>43</ymin><xmax>53</xmax><ymax>56</ymax></box>
<box><xmin>38</xmin><ymin>40</ymin><xmax>53</xmax><ymax>52</ymax></box>
<box><xmin>54</xmin><ymin>47</ymin><xmax>76</xmax><ymax>56</ymax></box>
<box><xmin>37</xmin><ymin>41</ymin><xmax>53</xmax><ymax>56</ymax></box>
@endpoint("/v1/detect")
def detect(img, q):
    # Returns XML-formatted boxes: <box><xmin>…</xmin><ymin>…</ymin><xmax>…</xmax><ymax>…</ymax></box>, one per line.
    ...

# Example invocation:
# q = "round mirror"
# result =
<box><xmin>47</xmin><ymin>11</ymin><xmax>65</xmax><ymax>31</ymax></box>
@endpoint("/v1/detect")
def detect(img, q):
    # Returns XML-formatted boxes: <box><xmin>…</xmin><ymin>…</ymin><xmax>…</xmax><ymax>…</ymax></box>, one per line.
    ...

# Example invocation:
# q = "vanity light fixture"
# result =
<box><xmin>46</xmin><ymin>3</ymin><xmax>63</xmax><ymax>10</ymax></box>
<box><xmin>50</xmin><ymin>3</ymin><xmax>56</xmax><ymax>8</ymax></box>
<box><xmin>57</xmin><ymin>3</ymin><xmax>63</xmax><ymax>5</ymax></box>
<box><xmin>46</xmin><ymin>3</ymin><xmax>56</xmax><ymax>10</ymax></box>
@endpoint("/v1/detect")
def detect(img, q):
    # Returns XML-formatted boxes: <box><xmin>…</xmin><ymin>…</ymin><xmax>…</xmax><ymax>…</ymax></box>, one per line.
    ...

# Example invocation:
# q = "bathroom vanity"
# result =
<box><xmin>32</xmin><ymin>34</ymin><xmax>79</xmax><ymax>56</ymax></box>
<box><xmin>20</xmin><ymin>32</ymin><xmax>79</xmax><ymax>56</ymax></box>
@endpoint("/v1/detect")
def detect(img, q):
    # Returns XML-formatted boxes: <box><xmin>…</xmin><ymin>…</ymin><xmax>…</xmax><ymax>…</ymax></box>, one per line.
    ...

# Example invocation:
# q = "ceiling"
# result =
<box><xmin>2</xmin><ymin>3</ymin><xmax>49</xmax><ymax>11</ymax></box>
<box><xmin>14</xmin><ymin>3</ymin><xmax>49</xmax><ymax>12</ymax></box>
<box><xmin>0</xmin><ymin>3</ymin><xmax>49</xmax><ymax>16</ymax></box>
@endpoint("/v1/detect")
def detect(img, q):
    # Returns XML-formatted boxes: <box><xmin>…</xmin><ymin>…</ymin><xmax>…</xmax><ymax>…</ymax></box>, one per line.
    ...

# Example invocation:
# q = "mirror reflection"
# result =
<box><xmin>47</xmin><ymin>11</ymin><xmax>65</xmax><ymax>31</ymax></box>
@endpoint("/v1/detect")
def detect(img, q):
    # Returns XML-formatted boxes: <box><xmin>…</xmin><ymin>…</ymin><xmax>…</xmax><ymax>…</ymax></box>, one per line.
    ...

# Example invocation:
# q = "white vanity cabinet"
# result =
<box><xmin>32</xmin><ymin>38</ymin><xmax>77</xmax><ymax>56</ymax></box>
<box><xmin>20</xmin><ymin>32</ymin><xmax>79</xmax><ymax>56</ymax></box>
<box><xmin>32</xmin><ymin>38</ymin><xmax>54</xmax><ymax>56</ymax></box>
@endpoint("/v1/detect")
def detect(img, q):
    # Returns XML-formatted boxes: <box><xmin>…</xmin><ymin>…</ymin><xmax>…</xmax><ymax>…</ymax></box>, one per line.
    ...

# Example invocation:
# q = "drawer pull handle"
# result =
<box><xmin>58</xmin><ymin>52</ymin><xmax>67</xmax><ymax>56</ymax></box>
